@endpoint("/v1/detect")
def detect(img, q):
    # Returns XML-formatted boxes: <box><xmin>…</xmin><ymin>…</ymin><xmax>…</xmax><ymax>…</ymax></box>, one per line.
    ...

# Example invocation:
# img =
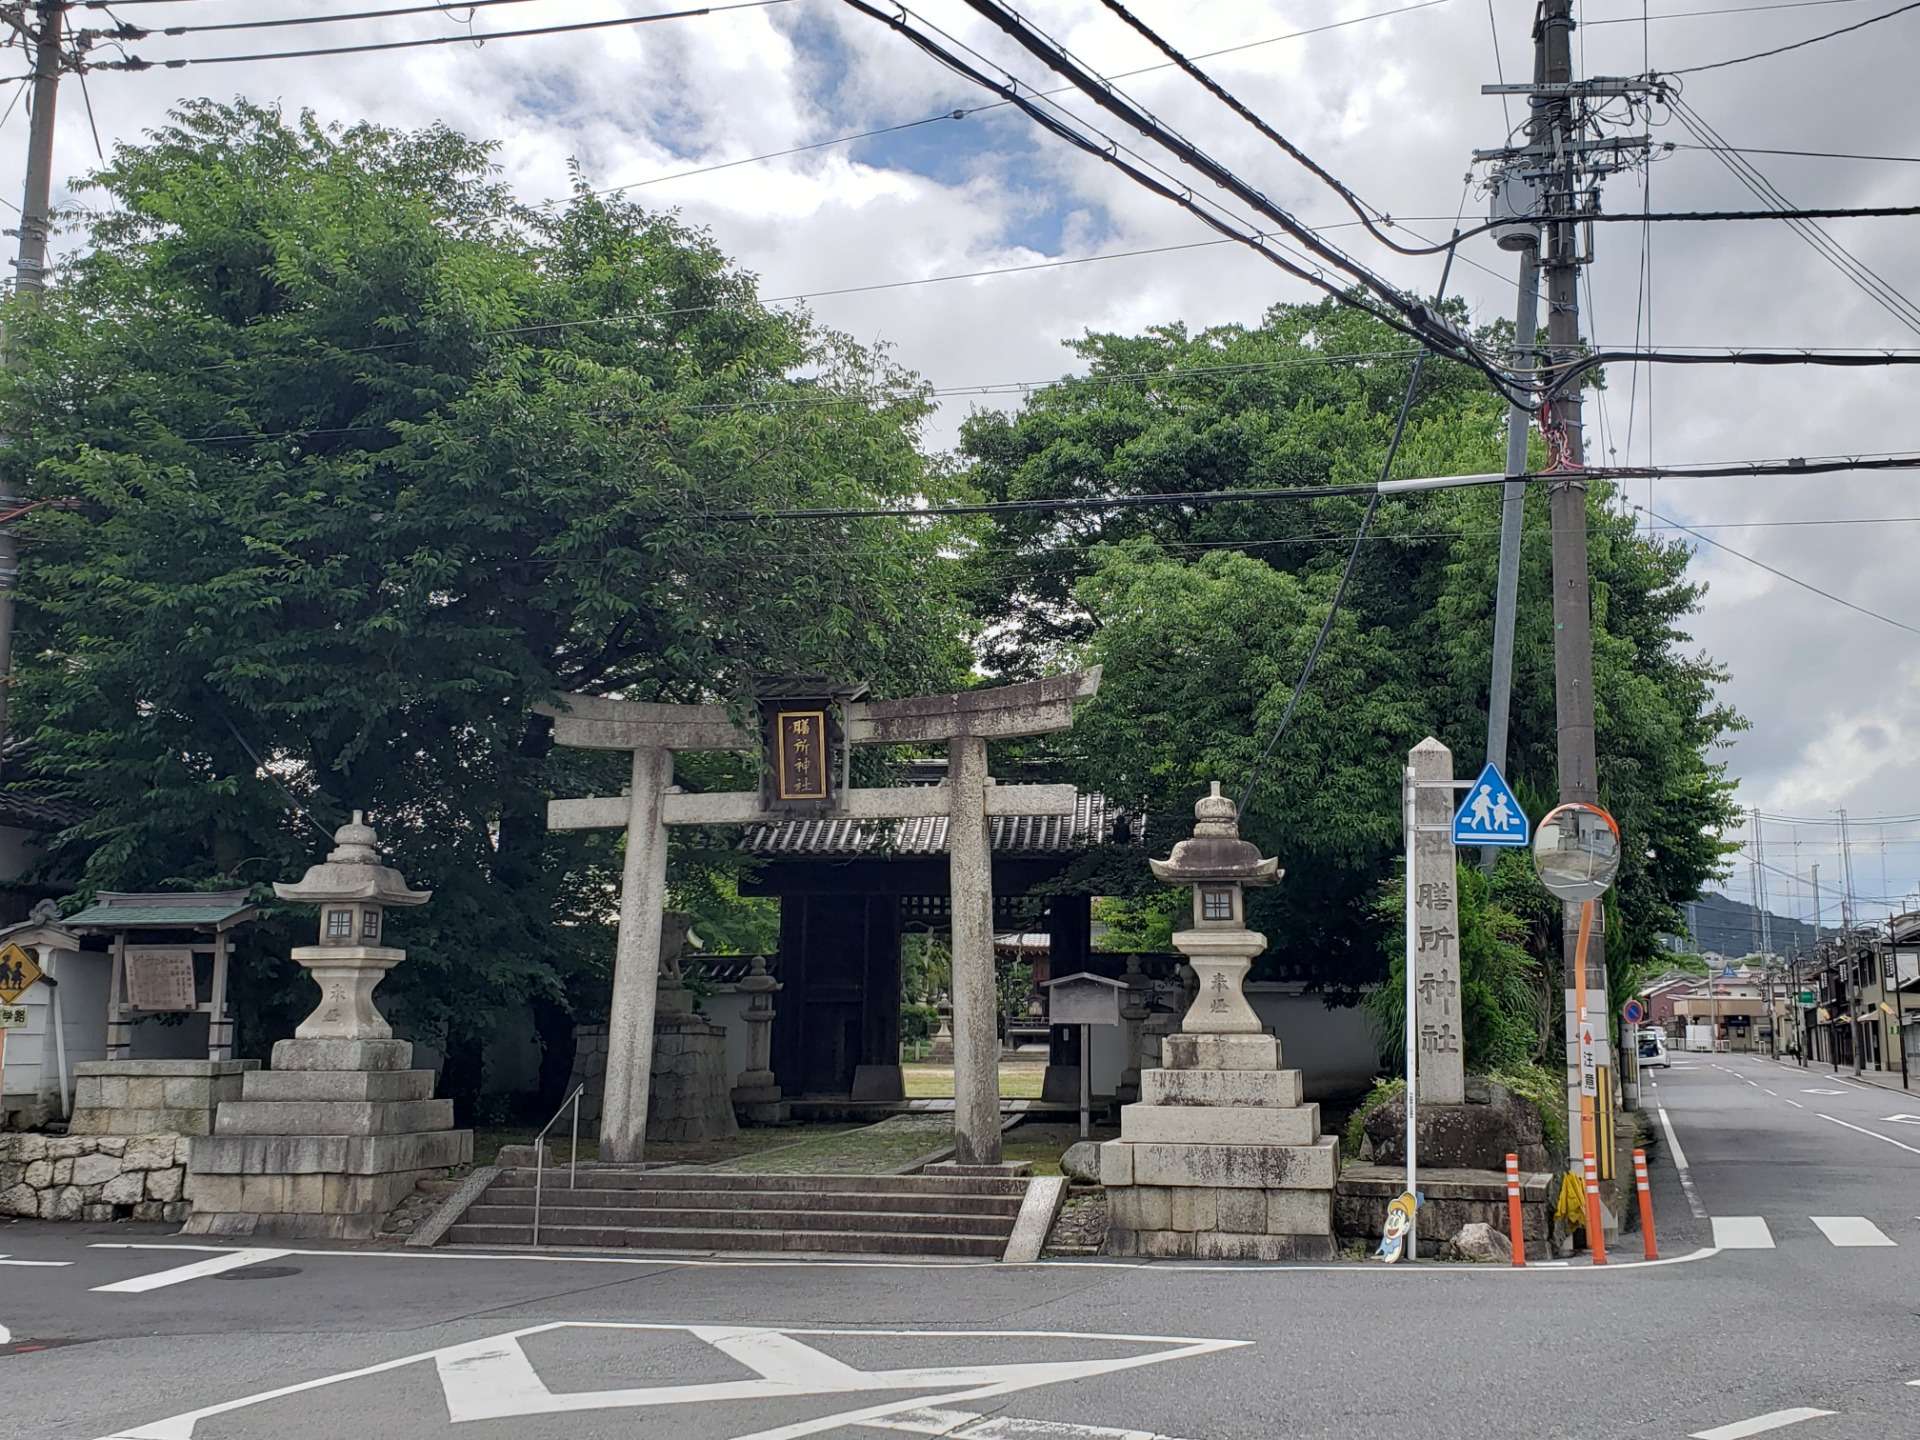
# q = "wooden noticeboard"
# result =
<box><xmin>126</xmin><ymin>946</ymin><xmax>198</xmax><ymax>1012</ymax></box>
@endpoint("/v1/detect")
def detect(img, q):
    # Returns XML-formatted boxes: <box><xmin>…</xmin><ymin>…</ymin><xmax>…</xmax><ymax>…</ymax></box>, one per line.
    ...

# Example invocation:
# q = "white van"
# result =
<box><xmin>1636</xmin><ymin>1029</ymin><xmax>1671</xmax><ymax>1069</ymax></box>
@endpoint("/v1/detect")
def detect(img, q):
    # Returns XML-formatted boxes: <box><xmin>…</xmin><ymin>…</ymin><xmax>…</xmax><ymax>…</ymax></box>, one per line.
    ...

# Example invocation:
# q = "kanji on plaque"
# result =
<box><xmin>774</xmin><ymin>709</ymin><xmax>830</xmax><ymax>802</ymax></box>
<box><xmin>126</xmin><ymin>947</ymin><xmax>197</xmax><ymax>1012</ymax></box>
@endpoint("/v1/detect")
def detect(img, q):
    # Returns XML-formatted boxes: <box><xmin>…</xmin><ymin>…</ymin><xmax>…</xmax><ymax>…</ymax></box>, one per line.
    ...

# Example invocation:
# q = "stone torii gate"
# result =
<box><xmin>542</xmin><ymin>670</ymin><xmax>1101</xmax><ymax>1166</ymax></box>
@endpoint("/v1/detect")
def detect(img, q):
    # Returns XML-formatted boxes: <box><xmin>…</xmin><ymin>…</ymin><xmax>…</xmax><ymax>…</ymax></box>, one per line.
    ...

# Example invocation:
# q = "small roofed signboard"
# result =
<box><xmin>774</xmin><ymin>709</ymin><xmax>829</xmax><ymax>802</ymax></box>
<box><xmin>0</xmin><ymin>940</ymin><xmax>42</xmax><ymax>1003</ymax></box>
<box><xmin>126</xmin><ymin>946</ymin><xmax>198</xmax><ymax>1012</ymax></box>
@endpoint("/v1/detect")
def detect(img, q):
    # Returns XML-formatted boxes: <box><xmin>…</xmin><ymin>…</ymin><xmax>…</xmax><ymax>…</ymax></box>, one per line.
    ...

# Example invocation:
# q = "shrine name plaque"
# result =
<box><xmin>126</xmin><ymin>947</ymin><xmax>198</xmax><ymax>1012</ymax></box>
<box><xmin>773</xmin><ymin>709</ymin><xmax>830</xmax><ymax>803</ymax></box>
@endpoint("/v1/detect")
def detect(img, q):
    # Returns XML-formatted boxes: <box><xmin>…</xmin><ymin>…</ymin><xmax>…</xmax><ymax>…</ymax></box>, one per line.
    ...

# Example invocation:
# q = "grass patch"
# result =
<box><xmin>1001</xmin><ymin>1120</ymin><xmax>1118</xmax><ymax>1178</ymax></box>
<box><xmin>473</xmin><ymin>1122</ymin><xmax>860</xmax><ymax>1170</ymax></box>
<box><xmin>902</xmin><ymin>1062</ymin><xmax>1046</xmax><ymax>1099</ymax></box>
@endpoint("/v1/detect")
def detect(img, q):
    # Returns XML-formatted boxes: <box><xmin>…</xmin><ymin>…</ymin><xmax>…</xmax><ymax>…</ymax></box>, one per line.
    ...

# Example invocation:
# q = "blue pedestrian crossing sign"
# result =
<box><xmin>1451</xmin><ymin>762</ymin><xmax>1530</xmax><ymax>847</ymax></box>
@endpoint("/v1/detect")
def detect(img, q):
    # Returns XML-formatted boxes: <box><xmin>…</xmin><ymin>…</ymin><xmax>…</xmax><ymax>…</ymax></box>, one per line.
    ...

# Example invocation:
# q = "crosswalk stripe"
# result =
<box><xmin>1711</xmin><ymin>1217</ymin><xmax>1775</xmax><ymax>1249</ymax></box>
<box><xmin>1689</xmin><ymin>1407</ymin><xmax>1836</xmax><ymax>1439</ymax></box>
<box><xmin>1809</xmin><ymin>1216</ymin><xmax>1896</xmax><ymax>1247</ymax></box>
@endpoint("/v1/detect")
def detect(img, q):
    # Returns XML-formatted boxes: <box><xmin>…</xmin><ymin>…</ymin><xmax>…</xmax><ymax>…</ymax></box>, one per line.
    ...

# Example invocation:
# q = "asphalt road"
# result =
<box><xmin>1</xmin><ymin>1052</ymin><xmax>1915</xmax><ymax>1440</ymax></box>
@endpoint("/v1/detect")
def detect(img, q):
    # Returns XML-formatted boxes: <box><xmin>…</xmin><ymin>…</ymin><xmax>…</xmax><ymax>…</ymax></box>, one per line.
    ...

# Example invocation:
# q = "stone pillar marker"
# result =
<box><xmin>1099</xmin><ymin>784</ymin><xmax>1339</xmax><ymax>1261</ymax></box>
<box><xmin>1411</xmin><ymin>738</ymin><xmax>1466</xmax><ymax>1104</ymax></box>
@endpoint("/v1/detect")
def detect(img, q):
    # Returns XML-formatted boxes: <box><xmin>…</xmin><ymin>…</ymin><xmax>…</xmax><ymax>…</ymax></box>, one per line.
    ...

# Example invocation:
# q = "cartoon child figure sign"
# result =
<box><xmin>1375</xmin><ymin>1191</ymin><xmax>1420</xmax><ymax>1263</ymax></box>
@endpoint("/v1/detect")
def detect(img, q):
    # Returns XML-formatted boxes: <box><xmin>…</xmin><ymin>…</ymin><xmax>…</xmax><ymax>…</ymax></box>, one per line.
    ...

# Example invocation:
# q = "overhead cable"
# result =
<box><xmin>1663</xmin><ymin>0</ymin><xmax>1920</xmax><ymax>72</ymax></box>
<box><xmin>858</xmin><ymin>0</ymin><xmax>1523</xmax><ymax>403</ymax></box>
<box><xmin>1092</xmin><ymin>0</ymin><xmax>1445</xmax><ymax>260</ymax></box>
<box><xmin>90</xmin><ymin>0</ymin><xmax>791</xmax><ymax>69</ymax></box>
<box><xmin>836</xmin><ymin>0</ymin><xmax>1525</xmax><ymax>404</ymax></box>
<box><xmin>91</xmin><ymin>0</ymin><xmax>544</xmax><ymax>37</ymax></box>
<box><xmin>1632</xmin><ymin>503</ymin><xmax>1920</xmax><ymax>636</ymax></box>
<box><xmin>1241</xmin><ymin>193</ymin><xmax>1473</xmax><ymax>814</ymax></box>
<box><xmin>1586</xmin><ymin>0</ymin><xmax>1880</xmax><ymax>22</ymax></box>
<box><xmin>1667</xmin><ymin>96</ymin><xmax>1920</xmax><ymax>338</ymax></box>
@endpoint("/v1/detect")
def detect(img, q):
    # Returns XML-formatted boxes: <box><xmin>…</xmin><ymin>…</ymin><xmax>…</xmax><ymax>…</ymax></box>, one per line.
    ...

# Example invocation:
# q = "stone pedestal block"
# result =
<box><xmin>1161</xmin><ymin>1034</ymin><xmax>1279</xmax><ymax>1072</ymax></box>
<box><xmin>70</xmin><ymin>1060</ymin><xmax>257</xmax><ymax>1138</ymax></box>
<box><xmin>1120</xmin><ymin>1101</ymin><xmax>1321</xmax><ymax>1146</ymax></box>
<box><xmin>646</xmin><ymin>1019</ymin><xmax>738</xmax><ymax>1145</ymax></box>
<box><xmin>185</xmin><ymin>1041</ymin><xmax>470</xmax><ymax>1240</ymax></box>
<box><xmin>1140</xmin><ymin>1067</ymin><xmax>1303</xmax><ymax>1109</ymax></box>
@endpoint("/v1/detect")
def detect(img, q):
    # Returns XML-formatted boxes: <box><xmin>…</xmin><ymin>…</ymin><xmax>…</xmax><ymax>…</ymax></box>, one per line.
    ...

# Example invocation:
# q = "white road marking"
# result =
<box><xmin>1688</xmin><ymin>1407</ymin><xmax>1835</xmax><ymax>1439</ymax></box>
<box><xmin>1781</xmin><ymin>1098</ymin><xmax>1805</xmax><ymax>1109</ymax></box>
<box><xmin>1710</xmin><ymin>1217</ymin><xmax>1775</xmax><ymax>1250</ymax></box>
<box><xmin>92</xmin><ymin>1322</ymin><xmax>1246</xmax><ymax>1440</ymax></box>
<box><xmin>866</xmin><ymin>1407</ymin><xmax>1193</xmax><ymax>1438</ymax></box>
<box><xmin>1809</xmin><ymin>1216</ymin><xmax>1896</xmax><ymax>1247</ymax></box>
<box><xmin>90</xmin><ymin>1247</ymin><xmax>291</xmax><ymax>1294</ymax></box>
<box><xmin>1802</xmin><ymin>1089</ymin><xmax>1848</xmax><ymax>1096</ymax></box>
<box><xmin>1658</xmin><ymin>1105</ymin><xmax>1709</xmax><ymax>1218</ymax></box>
<box><xmin>0</xmin><ymin>1254</ymin><xmax>72</xmax><ymax>1267</ymax></box>
<box><xmin>0</xmin><ymin>1322</ymin><xmax>9</xmax><ymax>1345</ymax></box>
<box><xmin>1879</xmin><ymin>1114</ymin><xmax>1920</xmax><ymax>1126</ymax></box>
<box><xmin>1817</xmin><ymin>1113</ymin><xmax>1920</xmax><ymax>1157</ymax></box>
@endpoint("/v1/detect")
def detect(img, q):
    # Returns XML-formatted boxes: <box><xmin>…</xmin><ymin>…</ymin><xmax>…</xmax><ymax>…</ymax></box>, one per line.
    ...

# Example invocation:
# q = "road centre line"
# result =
<box><xmin>1817</xmin><ymin>1113</ymin><xmax>1920</xmax><ymax>1157</ymax></box>
<box><xmin>88</xmin><ymin>1241</ymin><xmax>1722</xmax><ymax>1278</ymax></box>
<box><xmin>90</xmin><ymin>1247</ymin><xmax>292</xmax><ymax>1293</ymax></box>
<box><xmin>1658</xmin><ymin>1105</ymin><xmax>1709</xmax><ymax>1218</ymax></box>
<box><xmin>1689</xmin><ymin>1407</ymin><xmax>1836</xmax><ymax>1440</ymax></box>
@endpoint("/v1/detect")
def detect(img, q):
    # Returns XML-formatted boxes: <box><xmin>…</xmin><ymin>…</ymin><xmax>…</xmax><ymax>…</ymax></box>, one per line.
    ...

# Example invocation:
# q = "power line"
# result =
<box><xmin>1586</xmin><ymin>0</ymin><xmax>1881</xmax><ymax>22</ymax></box>
<box><xmin>1667</xmin><ymin>141</ymin><xmax>1920</xmax><ymax>164</ymax></box>
<box><xmin>1668</xmin><ymin>95</ymin><xmax>1920</xmax><ymax>339</ymax></box>
<box><xmin>556</xmin><ymin>0</ymin><xmax>1455</xmax><ymax>203</ymax></box>
<box><xmin>1632</xmin><ymin>502</ymin><xmax>1920</xmax><ymax>636</ymax></box>
<box><xmin>94</xmin><ymin>0</ymin><xmax>545</xmax><ymax>37</ymax></box>
<box><xmin>838</xmin><ymin>0</ymin><xmax>1525</xmax><ymax>404</ymax></box>
<box><xmin>1664</xmin><ymin>0</ymin><xmax>1920</xmax><ymax>73</ymax></box>
<box><xmin>90</xmin><ymin>0</ymin><xmax>791</xmax><ymax>70</ymax></box>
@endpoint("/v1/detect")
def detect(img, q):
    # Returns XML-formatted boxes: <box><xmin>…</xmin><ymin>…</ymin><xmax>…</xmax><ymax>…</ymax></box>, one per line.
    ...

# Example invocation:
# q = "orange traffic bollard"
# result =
<box><xmin>1505</xmin><ymin>1152</ymin><xmax>1525</xmax><ymax>1266</ymax></box>
<box><xmin>1583</xmin><ymin>1154</ymin><xmax>1607</xmax><ymax>1265</ymax></box>
<box><xmin>1633</xmin><ymin>1147</ymin><xmax>1658</xmax><ymax>1260</ymax></box>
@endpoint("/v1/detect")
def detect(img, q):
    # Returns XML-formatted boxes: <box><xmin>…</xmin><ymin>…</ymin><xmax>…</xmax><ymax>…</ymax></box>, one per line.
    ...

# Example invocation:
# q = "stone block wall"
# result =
<box><xmin>70</xmin><ymin>1059</ymin><xmax>256</xmax><ymax>1138</ymax></box>
<box><xmin>0</xmin><ymin>1133</ymin><xmax>192</xmax><ymax>1223</ymax></box>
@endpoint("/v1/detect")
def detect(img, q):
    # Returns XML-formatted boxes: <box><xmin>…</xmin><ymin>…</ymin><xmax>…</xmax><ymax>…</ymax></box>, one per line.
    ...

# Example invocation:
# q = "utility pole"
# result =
<box><xmin>1813</xmin><ymin>862</ymin><xmax>1831</xmax><ymax>1070</ymax></box>
<box><xmin>0</xmin><ymin>1</ymin><xmax>68</xmax><ymax>759</ymax></box>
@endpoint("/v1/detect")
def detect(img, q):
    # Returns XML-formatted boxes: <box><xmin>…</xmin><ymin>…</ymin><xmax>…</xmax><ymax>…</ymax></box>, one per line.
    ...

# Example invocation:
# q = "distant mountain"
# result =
<box><xmin>1678</xmin><ymin>892</ymin><xmax>1819</xmax><ymax>957</ymax></box>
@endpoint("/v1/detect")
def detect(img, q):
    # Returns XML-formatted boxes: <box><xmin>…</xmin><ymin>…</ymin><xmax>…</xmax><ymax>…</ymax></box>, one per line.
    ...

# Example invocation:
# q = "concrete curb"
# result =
<box><xmin>406</xmin><ymin>1166</ymin><xmax>499</xmax><ymax>1249</ymax></box>
<box><xmin>1002</xmin><ymin>1176</ymin><xmax>1067</xmax><ymax>1263</ymax></box>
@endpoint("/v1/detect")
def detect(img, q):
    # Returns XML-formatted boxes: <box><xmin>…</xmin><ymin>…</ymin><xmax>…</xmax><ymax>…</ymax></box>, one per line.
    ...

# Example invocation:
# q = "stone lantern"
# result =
<box><xmin>272</xmin><ymin>811</ymin><xmax>430</xmax><ymax>1042</ymax></box>
<box><xmin>1149</xmin><ymin>782</ymin><xmax>1279</xmax><ymax>1036</ymax></box>
<box><xmin>184</xmin><ymin>810</ymin><xmax>469</xmax><ymax>1240</ymax></box>
<box><xmin>1099</xmin><ymin>781</ymin><xmax>1339</xmax><ymax>1261</ymax></box>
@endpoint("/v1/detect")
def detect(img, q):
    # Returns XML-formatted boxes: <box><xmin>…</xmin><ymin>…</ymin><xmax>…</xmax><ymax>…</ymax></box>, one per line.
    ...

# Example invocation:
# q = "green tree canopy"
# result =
<box><xmin>1</xmin><ymin>101</ymin><xmax>971</xmax><ymax>1108</ymax></box>
<box><xmin>959</xmin><ymin>297</ymin><xmax>1742</xmax><ymax>1008</ymax></box>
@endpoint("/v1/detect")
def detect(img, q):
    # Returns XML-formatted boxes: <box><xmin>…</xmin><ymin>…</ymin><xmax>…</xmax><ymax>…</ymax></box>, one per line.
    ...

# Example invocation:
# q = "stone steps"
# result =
<box><xmin>447</xmin><ymin>1220</ymin><xmax>1008</xmax><ymax>1258</ymax></box>
<box><xmin>481</xmin><ymin>1184</ymin><xmax>1024</xmax><ymax>1218</ymax></box>
<box><xmin>463</xmin><ymin>1201</ymin><xmax>1016</xmax><ymax>1238</ymax></box>
<box><xmin>441</xmin><ymin>1168</ymin><xmax>1033</xmax><ymax>1259</ymax></box>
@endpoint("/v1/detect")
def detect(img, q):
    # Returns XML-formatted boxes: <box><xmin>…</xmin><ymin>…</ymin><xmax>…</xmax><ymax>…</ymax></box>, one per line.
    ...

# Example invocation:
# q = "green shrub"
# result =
<box><xmin>1485</xmin><ymin>1062</ymin><xmax>1568</xmax><ymax>1160</ymax></box>
<box><xmin>1341</xmin><ymin>1077</ymin><xmax>1406</xmax><ymax>1158</ymax></box>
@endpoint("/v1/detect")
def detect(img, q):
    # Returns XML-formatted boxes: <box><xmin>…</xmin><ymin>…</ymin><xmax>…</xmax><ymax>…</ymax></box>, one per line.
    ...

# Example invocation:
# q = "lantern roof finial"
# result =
<box><xmin>1148</xmin><ymin>781</ymin><xmax>1282</xmax><ymax>887</ymax></box>
<box><xmin>274</xmin><ymin>810</ymin><xmax>432</xmax><ymax>910</ymax></box>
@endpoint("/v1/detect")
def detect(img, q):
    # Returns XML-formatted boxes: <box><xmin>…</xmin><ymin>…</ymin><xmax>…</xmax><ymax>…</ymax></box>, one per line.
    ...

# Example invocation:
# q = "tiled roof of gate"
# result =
<box><xmin>741</xmin><ymin>791</ymin><xmax>1113</xmax><ymax>858</ymax></box>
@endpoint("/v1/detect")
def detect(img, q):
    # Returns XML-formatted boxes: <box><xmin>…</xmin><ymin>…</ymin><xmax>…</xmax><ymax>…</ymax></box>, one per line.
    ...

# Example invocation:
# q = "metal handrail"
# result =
<box><xmin>530</xmin><ymin>1082</ymin><xmax>586</xmax><ymax>1247</ymax></box>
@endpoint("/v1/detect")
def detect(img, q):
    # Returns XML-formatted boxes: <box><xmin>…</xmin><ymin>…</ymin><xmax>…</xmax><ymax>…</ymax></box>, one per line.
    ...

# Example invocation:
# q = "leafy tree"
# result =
<box><xmin>1</xmin><ymin>102</ymin><xmax>971</xmax><ymax>1112</ymax></box>
<box><xmin>959</xmin><ymin>296</ymin><xmax>1743</xmax><ymax>1013</ymax></box>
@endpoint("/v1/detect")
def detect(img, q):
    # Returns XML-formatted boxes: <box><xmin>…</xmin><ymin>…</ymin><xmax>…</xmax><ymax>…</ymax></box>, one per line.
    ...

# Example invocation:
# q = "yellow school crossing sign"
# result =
<box><xmin>0</xmin><ymin>941</ymin><xmax>42</xmax><ymax>1003</ymax></box>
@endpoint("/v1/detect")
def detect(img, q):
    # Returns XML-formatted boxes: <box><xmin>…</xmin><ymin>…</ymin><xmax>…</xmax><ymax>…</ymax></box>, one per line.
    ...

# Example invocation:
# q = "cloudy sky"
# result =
<box><xmin>19</xmin><ymin>0</ymin><xmax>1920</xmax><ymax>922</ymax></box>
